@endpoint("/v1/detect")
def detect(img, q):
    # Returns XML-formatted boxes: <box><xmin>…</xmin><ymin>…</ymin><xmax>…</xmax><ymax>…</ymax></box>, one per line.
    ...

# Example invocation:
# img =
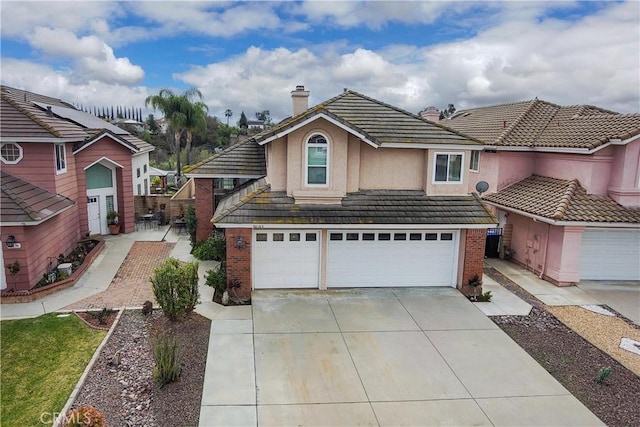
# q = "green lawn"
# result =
<box><xmin>1</xmin><ymin>313</ymin><xmax>107</xmax><ymax>426</ymax></box>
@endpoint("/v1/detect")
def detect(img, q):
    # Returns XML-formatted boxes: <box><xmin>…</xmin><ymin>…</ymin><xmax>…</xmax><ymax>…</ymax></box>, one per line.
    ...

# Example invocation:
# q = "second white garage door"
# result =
<box><xmin>579</xmin><ymin>229</ymin><xmax>640</xmax><ymax>281</ymax></box>
<box><xmin>253</xmin><ymin>230</ymin><xmax>320</xmax><ymax>289</ymax></box>
<box><xmin>327</xmin><ymin>230</ymin><xmax>458</xmax><ymax>287</ymax></box>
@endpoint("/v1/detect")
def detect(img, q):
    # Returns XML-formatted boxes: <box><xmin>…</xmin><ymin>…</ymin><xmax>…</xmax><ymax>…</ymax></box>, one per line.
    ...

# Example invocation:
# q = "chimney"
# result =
<box><xmin>291</xmin><ymin>85</ymin><xmax>309</xmax><ymax>116</ymax></box>
<box><xmin>420</xmin><ymin>106</ymin><xmax>440</xmax><ymax>122</ymax></box>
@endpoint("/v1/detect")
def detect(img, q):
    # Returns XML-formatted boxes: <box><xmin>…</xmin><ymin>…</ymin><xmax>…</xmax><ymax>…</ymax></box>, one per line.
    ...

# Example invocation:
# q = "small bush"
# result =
<box><xmin>482</xmin><ymin>290</ymin><xmax>493</xmax><ymax>301</ymax></box>
<box><xmin>152</xmin><ymin>334</ymin><xmax>181</xmax><ymax>386</ymax></box>
<box><xmin>205</xmin><ymin>267</ymin><xmax>227</xmax><ymax>294</ymax></box>
<box><xmin>150</xmin><ymin>258</ymin><xmax>199</xmax><ymax>320</ymax></box>
<box><xmin>596</xmin><ymin>366</ymin><xmax>612</xmax><ymax>384</ymax></box>
<box><xmin>65</xmin><ymin>405</ymin><xmax>106</xmax><ymax>427</ymax></box>
<box><xmin>88</xmin><ymin>308</ymin><xmax>114</xmax><ymax>325</ymax></box>
<box><xmin>192</xmin><ymin>232</ymin><xmax>226</xmax><ymax>261</ymax></box>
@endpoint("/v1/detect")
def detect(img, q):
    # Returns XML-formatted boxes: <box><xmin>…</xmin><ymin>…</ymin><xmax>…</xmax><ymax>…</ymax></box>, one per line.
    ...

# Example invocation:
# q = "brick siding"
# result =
<box><xmin>195</xmin><ymin>178</ymin><xmax>215</xmax><ymax>242</ymax></box>
<box><xmin>225</xmin><ymin>228</ymin><xmax>252</xmax><ymax>299</ymax></box>
<box><xmin>460</xmin><ymin>229</ymin><xmax>487</xmax><ymax>296</ymax></box>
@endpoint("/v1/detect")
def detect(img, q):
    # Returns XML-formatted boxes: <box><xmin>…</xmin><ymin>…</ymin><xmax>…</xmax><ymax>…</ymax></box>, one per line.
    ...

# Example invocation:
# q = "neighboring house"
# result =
<box><xmin>0</xmin><ymin>86</ymin><xmax>153</xmax><ymax>292</ymax></box>
<box><xmin>445</xmin><ymin>99</ymin><xmax>640</xmax><ymax>283</ymax></box>
<box><xmin>199</xmin><ymin>86</ymin><xmax>496</xmax><ymax>299</ymax></box>
<box><xmin>247</xmin><ymin>120</ymin><xmax>265</xmax><ymax>130</ymax></box>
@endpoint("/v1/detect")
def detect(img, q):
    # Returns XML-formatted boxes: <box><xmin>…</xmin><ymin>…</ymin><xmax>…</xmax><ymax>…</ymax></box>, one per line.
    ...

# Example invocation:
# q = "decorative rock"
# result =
<box><xmin>620</xmin><ymin>337</ymin><xmax>640</xmax><ymax>355</ymax></box>
<box><xmin>580</xmin><ymin>304</ymin><xmax>615</xmax><ymax>316</ymax></box>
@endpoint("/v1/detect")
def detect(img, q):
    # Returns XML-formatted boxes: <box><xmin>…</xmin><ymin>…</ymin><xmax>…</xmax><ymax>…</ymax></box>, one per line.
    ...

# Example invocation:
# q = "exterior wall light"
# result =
<box><xmin>6</xmin><ymin>235</ymin><xmax>16</xmax><ymax>248</ymax></box>
<box><xmin>236</xmin><ymin>236</ymin><xmax>245</xmax><ymax>250</ymax></box>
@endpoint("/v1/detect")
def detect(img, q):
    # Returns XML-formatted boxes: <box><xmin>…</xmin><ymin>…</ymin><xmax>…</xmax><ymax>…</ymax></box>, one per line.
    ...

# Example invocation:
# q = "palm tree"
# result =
<box><xmin>225</xmin><ymin>109</ymin><xmax>232</xmax><ymax>126</ymax></box>
<box><xmin>145</xmin><ymin>88</ymin><xmax>208</xmax><ymax>182</ymax></box>
<box><xmin>182</xmin><ymin>94</ymin><xmax>208</xmax><ymax>165</ymax></box>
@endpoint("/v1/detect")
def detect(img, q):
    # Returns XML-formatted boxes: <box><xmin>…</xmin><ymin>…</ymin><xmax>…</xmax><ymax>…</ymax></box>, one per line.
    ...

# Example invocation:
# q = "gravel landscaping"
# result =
<box><xmin>72</xmin><ymin>310</ymin><xmax>210</xmax><ymax>426</ymax></box>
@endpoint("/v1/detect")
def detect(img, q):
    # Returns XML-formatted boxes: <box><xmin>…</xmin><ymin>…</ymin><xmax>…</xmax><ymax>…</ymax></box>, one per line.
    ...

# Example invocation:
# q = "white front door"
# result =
<box><xmin>327</xmin><ymin>230</ymin><xmax>458</xmax><ymax>287</ymax></box>
<box><xmin>253</xmin><ymin>230</ymin><xmax>320</xmax><ymax>289</ymax></box>
<box><xmin>87</xmin><ymin>196</ymin><xmax>101</xmax><ymax>235</ymax></box>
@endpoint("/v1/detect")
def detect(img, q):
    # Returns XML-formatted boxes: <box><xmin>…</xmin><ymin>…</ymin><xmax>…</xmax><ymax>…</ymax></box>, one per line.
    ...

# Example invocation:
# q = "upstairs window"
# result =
<box><xmin>306</xmin><ymin>134</ymin><xmax>328</xmax><ymax>186</ymax></box>
<box><xmin>55</xmin><ymin>143</ymin><xmax>67</xmax><ymax>174</ymax></box>
<box><xmin>434</xmin><ymin>153</ymin><xmax>462</xmax><ymax>183</ymax></box>
<box><xmin>470</xmin><ymin>151</ymin><xmax>480</xmax><ymax>172</ymax></box>
<box><xmin>0</xmin><ymin>143</ymin><xmax>23</xmax><ymax>164</ymax></box>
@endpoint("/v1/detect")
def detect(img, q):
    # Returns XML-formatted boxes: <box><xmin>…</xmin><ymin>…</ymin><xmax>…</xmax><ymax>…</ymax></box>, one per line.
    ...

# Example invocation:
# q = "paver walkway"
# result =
<box><xmin>64</xmin><ymin>241</ymin><xmax>174</xmax><ymax>310</ymax></box>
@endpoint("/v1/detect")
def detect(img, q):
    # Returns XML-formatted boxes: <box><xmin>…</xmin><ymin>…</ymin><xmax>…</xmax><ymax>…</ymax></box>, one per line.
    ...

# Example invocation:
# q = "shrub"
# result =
<box><xmin>205</xmin><ymin>267</ymin><xmax>227</xmax><ymax>294</ymax></box>
<box><xmin>150</xmin><ymin>258</ymin><xmax>199</xmax><ymax>320</ymax></box>
<box><xmin>185</xmin><ymin>205</ymin><xmax>197</xmax><ymax>248</ymax></box>
<box><xmin>482</xmin><ymin>290</ymin><xmax>493</xmax><ymax>301</ymax></box>
<box><xmin>192</xmin><ymin>232</ymin><xmax>226</xmax><ymax>261</ymax></box>
<box><xmin>596</xmin><ymin>366</ymin><xmax>612</xmax><ymax>384</ymax></box>
<box><xmin>152</xmin><ymin>334</ymin><xmax>181</xmax><ymax>386</ymax></box>
<box><xmin>65</xmin><ymin>405</ymin><xmax>106</xmax><ymax>427</ymax></box>
<box><xmin>88</xmin><ymin>308</ymin><xmax>114</xmax><ymax>325</ymax></box>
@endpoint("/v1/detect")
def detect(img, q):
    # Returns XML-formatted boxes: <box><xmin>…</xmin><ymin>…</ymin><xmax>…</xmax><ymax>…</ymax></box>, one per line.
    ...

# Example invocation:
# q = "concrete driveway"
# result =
<box><xmin>199</xmin><ymin>288</ymin><xmax>602</xmax><ymax>426</ymax></box>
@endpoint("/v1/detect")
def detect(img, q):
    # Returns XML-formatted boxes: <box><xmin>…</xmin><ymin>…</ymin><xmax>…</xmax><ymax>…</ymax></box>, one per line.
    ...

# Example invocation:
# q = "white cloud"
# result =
<box><xmin>0</xmin><ymin>58</ymin><xmax>151</xmax><ymax>109</ymax></box>
<box><xmin>29</xmin><ymin>27</ymin><xmax>144</xmax><ymax>85</ymax></box>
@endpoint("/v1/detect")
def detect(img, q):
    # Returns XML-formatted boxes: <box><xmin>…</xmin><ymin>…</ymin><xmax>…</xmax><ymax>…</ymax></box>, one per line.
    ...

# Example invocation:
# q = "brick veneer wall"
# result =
<box><xmin>195</xmin><ymin>178</ymin><xmax>215</xmax><ymax>242</ymax></box>
<box><xmin>460</xmin><ymin>229</ymin><xmax>487</xmax><ymax>296</ymax></box>
<box><xmin>225</xmin><ymin>228</ymin><xmax>252</xmax><ymax>299</ymax></box>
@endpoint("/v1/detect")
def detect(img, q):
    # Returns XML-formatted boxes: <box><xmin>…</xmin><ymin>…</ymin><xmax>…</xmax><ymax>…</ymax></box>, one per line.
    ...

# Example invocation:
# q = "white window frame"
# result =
<box><xmin>55</xmin><ymin>143</ymin><xmax>67</xmax><ymax>174</ymax></box>
<box><xmin>305</xmin><ymin>133</ymin><xmax>330</xmax><ymax>187</ymax></box>
<box><xmin>433</xmin><ymin>152</ymin><xmax>464</xmax><ymax>183</ymax></box>
<box><xmin>0</xmin><ymin>142</ymin><xmax>23</xmax><ymax>164</ymax></box>
<box><xmin>470</xmin><ymin>150</ymin><xmax>480</xmax><ymax>172</ymax></box>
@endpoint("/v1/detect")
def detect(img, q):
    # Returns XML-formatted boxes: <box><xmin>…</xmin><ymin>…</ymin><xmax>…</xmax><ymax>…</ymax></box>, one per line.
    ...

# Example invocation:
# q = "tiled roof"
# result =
<box><xmin>213</xmin><ymin>179</ymin><xmax>497</xmax><ymax>226</ymax></box>
<box><xmin>0</xmin><ymin>86</ymin><xmax>153</xmax><ymax>153</ymax></box>
<box><xmin>1</xmin><ymin>171</ymin><xmax>75</xmax><ymax>224</ymax></box>
<box><xmin>252</xmin><ymin>90</ymin><xmax>481</xmax><ymax>147</ymax></box>
<box><xmin>445</xmin><ymin>99</ymin><xmax>640</xmax><ymax>150</ymax></box>
<box><xmin>484</xmin><ymin>175</ymin><xmax>640</xmax><ymax>223</ymax></box>
<box><xmin>185</xmin><ymin>139</ymin><xmax>266</xmax><ymax>177</ymax></box>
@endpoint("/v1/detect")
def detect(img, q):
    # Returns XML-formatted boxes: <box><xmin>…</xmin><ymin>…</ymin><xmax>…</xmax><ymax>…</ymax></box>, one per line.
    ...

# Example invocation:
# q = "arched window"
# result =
<box><xmin>306</xmin><ymin>134</ymin><xmax>329</xmax><ymax>185</ymax></box>
<box><xmin>306</xmin><ymin>134</ymin><xmax>329</xmax><ymax>186</ymax></box>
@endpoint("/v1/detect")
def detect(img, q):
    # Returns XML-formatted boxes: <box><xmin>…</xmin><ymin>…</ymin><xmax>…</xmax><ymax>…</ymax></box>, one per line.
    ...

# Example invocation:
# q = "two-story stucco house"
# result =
<box><xmin>445</xmin><ymin>100</ymin><xmax>640</xmax><ymax>283</ymax></box>
<box><xmin>0</xmin><ymin>86</ymin><xmax>153</xmax><ymax>292</ymax></box>
<box><xmin>204</xmin><ymin>87</ymin><xmax>496</xmax><ymax>299</ymax></box>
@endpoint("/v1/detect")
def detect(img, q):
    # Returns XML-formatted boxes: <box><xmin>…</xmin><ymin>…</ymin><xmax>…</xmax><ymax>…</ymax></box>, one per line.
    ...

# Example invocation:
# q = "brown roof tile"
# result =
<box><xmin>253</xmin><ymin>90</ymin><xmax>481</xmax><ymax>147</ymax></box>
<box><xmin>185</xmin><ymin>138</ymin><xmax>266</xmax><ymax>177</ymax></box>
<box><xmin>214</xmin><ymin>178</ymin><xmax>497</xmax><ymax>226</ymax></box>
<box><xmin>1</xmin><ymin>171</ymin><xmax>75</xmax><ymax>224</ymax></box>
<box><xmin>483</xmin><ymin>175</ymin><xmax>640</xmax><ymax>223</ymax></box>
<box><xmin>446</xmin><ymin>99</ymin><xmax>640</xmax><ymax>150</ymax></box>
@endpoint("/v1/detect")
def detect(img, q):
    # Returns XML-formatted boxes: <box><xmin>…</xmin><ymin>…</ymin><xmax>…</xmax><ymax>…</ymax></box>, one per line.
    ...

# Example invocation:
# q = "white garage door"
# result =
<box><xmin>253</xmin><ymin>230</ymin><xmax>320</xmax><ymax>289</ymax></box>
<box><xmin>580</xmin><ymin>229</ymin><xmax>640</xmax><ymax>280</ymax></box>
<box><xmin>327</xmin><ymin>230</ymin><xmax>458</xmax><ymax>287</ymax></box>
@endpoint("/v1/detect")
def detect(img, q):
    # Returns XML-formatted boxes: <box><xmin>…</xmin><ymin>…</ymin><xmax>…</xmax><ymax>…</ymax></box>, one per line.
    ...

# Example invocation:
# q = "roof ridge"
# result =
<box><xmin>552</xmin><ymin>178</ymin><xmax>579</xmax><ymax>219</ymax></box>
<box><xmin>213</xmin><ymin>178</ymin><xmax>270</xmax><ymax>222</ymax></box>
<box><xmin>0</xmin><ymin>92</ymin><xmax>62</xmax><ymax>138</ymax></box>
<box><xmin>495</xmin><ymin>99</ymin><xmax>541</xmax><ymax>145</ymax></box>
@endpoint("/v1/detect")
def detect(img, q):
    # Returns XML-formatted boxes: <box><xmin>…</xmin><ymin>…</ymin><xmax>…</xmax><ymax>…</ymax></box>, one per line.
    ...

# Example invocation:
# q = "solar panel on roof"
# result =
<box><xmin>33</xmin><ymin>102</ymin><xmax>128</xmax><ymax>135</ymax></box>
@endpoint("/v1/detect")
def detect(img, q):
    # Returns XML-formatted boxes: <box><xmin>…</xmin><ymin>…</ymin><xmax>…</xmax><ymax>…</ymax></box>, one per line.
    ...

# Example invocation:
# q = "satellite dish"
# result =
<box><xmin>475</xmin><ymin>181</ymin><xmax>489</xmax><ymax>195</ymax></box>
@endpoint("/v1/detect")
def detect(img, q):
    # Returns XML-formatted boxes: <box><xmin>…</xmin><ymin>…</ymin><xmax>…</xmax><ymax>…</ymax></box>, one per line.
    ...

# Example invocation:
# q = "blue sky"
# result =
<box><xmin>1</xmin><ymin>1</ymin><xmax>638</xmax><ymax>122</ymax></box>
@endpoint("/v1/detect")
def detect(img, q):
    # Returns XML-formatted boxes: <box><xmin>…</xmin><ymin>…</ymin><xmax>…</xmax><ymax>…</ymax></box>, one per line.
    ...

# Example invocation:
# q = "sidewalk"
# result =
<box><xmin>485</xmin><ymin>258</ymin><xmax>640</xmax><ymax>325</ymax></box>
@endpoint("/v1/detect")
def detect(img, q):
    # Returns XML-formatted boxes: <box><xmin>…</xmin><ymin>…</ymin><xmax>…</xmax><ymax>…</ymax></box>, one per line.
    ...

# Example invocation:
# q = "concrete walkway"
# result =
<box><xmin>486</xmin><ymin>258</ymin><xmax>640</xmax><ymax>325</ymax></box>
<box><xmin>199</xmin><ymin>288</ymin><xmax>603</xmax><ymax>426</ymax></box>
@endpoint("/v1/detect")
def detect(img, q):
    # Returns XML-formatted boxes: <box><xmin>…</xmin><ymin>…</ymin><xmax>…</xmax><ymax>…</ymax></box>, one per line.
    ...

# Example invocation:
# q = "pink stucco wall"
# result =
<box><xmin>534</xmin><ymin>151</ymin><xmax>613</xmax><ymax>195</ymax></box>
<box><xmin>608</xmin><ymin>138</ymin><xmax>640</xmax><ymax>206</ymax></box>
<box><xmin>468</xmin><ymin>151</ymin><xmax>500</xmax><ymax>195</ymax></box>
<box><xmin>496</xmin><ymin>152</ymin><xmax>534</xmax><ymax>190</ymax></box>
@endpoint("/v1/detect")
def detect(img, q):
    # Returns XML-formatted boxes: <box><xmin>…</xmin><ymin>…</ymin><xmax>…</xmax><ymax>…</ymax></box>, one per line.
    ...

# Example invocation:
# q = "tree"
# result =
<box><xmin>145</xmin><ymin>88</ymin><xmax>208</xmax><ymax>182</ymax></box>
<box><xmin>146</xmin><ymin>114</ymin><xmax>159</xmax><ymax>135</ymax></box>
<box><xmin>224</xmin><ymin>109</ymin><xmax>233</xmax><ymax>126</ymax></box>
<box><xmin>255</xmin><ymin>110</ymin><xmax>270</xmax><ymax>122</ymax></box>
<box><xmin>182</xmin><ymin>94</ymin><xmax>209</xmax><ymax>165</ymax></box>
<box><xmin>439</xmin><ymin>103</ymin><xmax>456</xmax><ymax>120</ymax></box>
<box><xmin>238</xmin><ymin>111</ymin><xmax>248</xmax><ymax>129</ymax></box>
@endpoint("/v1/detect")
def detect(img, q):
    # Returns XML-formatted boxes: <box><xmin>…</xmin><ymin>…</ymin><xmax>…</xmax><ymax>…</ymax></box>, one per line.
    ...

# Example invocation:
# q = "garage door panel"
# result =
<box><xmin>327</xmin><ymin>231</ymin><xmax>457</xmax><ymax>287</ymax></box>
<box><xmin>254</xmin><ymin>231</ymin><xmax>320</xmax><ymax>289</ymax></box>
<box><xmin>580</xmin><ymin>229</ymin><xmax>640</xmax><ymax>281</ymax></box>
